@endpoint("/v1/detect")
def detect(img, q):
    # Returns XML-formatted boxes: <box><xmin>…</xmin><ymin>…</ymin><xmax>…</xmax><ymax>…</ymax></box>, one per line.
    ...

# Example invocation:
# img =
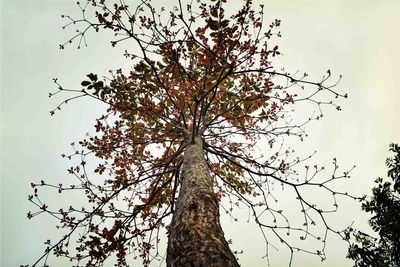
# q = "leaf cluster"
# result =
<box><xmin>28</xmin><ymin>0</ymin><xmax>354</xmax><ymax>266</ymax></box>
<box><xmin>346</xmin><ymin>144</ymin><xmax>400</xmax><ymax>266</ymax></box>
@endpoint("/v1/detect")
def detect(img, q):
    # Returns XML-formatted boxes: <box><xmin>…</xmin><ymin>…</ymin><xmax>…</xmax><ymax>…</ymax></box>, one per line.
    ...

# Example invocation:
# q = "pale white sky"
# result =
<box><xmin>1</xmin><ymin>1</ymin><xmax>400</xmax><ymax>266</ymax></box>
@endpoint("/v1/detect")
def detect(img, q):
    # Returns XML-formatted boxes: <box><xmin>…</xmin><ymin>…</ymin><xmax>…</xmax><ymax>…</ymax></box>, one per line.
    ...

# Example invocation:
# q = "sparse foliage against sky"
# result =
<box><xmin>1</xmin><ymin>1</ymin><xmax>400</xmax><ymax>267</ymax></box>
<box><xmin>26</xmin><ymin>1</ymin><xmax>361</xmax><ymax>266</ymax></box>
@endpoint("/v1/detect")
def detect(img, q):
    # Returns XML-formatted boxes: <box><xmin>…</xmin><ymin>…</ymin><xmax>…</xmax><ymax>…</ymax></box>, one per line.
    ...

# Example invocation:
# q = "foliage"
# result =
<box><xmin>346</xmin><ymin>143</ymin><xmax>400</xmax><ymax>266</ymax></box>
<box><xmin>27</xmin><ymin>0</ymin><xmax>357</xmax><ymax>266</ymax></box>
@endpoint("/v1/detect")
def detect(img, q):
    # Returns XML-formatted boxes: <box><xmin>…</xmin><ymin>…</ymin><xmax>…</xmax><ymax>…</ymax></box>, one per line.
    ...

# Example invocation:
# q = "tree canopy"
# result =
<box><xmin>27</xmin><ymin>0</ymin><xmax>358</xmax><ymax>266</ymax></box>
<box><xmin>346</xmin><ymin>143</ymin><xmax>400</xmax><ymax>266</ymax></box>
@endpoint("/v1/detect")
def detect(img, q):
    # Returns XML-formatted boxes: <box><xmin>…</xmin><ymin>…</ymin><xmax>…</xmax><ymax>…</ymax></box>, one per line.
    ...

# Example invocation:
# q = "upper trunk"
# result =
<box><xmin>166</xmin><ymin>136</ymin><xmax>239</xmax><ymax>267</ymax></box>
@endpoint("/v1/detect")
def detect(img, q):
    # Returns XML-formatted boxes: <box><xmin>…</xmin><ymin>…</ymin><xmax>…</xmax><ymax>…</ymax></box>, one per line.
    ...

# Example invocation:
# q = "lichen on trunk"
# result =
<box><xmin>166</xmin><ymin>136</ymin><xmax>239</xmax><ymax>267</ymax></box>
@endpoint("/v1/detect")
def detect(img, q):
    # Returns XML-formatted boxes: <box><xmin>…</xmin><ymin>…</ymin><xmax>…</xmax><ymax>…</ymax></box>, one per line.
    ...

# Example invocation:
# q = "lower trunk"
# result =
<box><xmin>166</xmin><ymin>136</ymin><xmax>239</xmax><ymax>267</ymax></box>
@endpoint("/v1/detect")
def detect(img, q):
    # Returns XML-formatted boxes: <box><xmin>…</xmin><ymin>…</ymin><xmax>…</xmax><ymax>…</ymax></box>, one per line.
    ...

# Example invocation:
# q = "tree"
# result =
<box><xmin>27</xmin><ymin>0</ymin><xmax>358</xmax><ymax>266</ymax></box>
<box><xmin>345</xmin><ymin>143</ymin><xmax>400</xmax><ymax>266</ymax></box>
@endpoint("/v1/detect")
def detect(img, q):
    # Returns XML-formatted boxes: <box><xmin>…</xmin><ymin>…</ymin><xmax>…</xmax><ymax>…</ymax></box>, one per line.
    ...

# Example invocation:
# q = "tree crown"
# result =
<box><xmin>346</xmin><ymin>143</ymin><xmax>400</xmax><ymax>266</ymax></box>
<box><xmin>28</xmin><ymin>1</ymin><xmax>357</xmax><ymax>266</ymax></box>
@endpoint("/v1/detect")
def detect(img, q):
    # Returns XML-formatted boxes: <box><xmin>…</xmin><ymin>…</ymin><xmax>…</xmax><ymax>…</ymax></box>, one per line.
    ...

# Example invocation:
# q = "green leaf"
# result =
<box><xmin>81</xmin><ymin>81</ymin><xmax>91</xmax><ymax>86</ymax></box>
<box><xmin>210</xmin><ymin>8</ymin><xmax>218</xmax><ymax>18</ymax></box>
<box><xmin>87</xmin><ymin>73</ymin><xmax>98</xmax><ymax>82</ymax></box>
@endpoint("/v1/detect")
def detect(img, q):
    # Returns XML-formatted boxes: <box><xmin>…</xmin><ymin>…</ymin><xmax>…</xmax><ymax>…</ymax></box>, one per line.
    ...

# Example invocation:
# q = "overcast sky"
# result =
<box><xmin>1</xmin><ymin>1</ymin><xmax>400</xmax><ymax>266</ymax></box>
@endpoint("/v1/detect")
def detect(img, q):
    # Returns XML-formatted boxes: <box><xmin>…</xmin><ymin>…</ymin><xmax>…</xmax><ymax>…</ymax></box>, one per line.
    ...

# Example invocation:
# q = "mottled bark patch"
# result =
<box><xmin>167</xmin><ymin>137</ymin><xmax>239</xmax><ymax>267</ymax></box>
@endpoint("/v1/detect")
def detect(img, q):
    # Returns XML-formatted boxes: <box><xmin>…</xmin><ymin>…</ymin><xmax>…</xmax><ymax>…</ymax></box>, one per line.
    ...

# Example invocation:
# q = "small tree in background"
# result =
<box><xmin>27</xmin><ymin>0</ymin><xmax>358</xmax><ymax>266</ymax></box>
<box><xmin>346</xmin><ymin>143</ymin><xmax>400</xmax><ymax>266</ymax></box>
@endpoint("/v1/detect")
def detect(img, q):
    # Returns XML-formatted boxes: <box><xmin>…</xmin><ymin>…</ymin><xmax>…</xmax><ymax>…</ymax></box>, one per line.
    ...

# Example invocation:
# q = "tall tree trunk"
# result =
<box><xmin>166</xmin><ymin>136</ymin><xmax>239</xmax><ymax>267</ymax></box>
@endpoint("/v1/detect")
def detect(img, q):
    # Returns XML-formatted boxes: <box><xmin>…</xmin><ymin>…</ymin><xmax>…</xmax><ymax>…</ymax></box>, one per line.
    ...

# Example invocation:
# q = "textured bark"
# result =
<box><xmin>166</xmin><ymin>136</ymin><xmax>239</xmax><ymax>267</ymax></box>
